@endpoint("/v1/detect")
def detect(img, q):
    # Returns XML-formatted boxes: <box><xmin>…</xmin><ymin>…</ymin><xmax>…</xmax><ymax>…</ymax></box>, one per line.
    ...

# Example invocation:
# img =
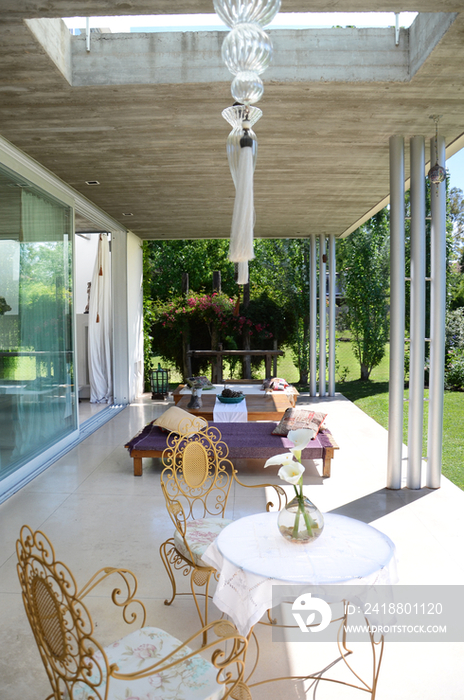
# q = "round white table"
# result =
<box><xmin>202</xmin><ymin>511</ymin><xmax>397</xmax><ymax>637</ymax></box>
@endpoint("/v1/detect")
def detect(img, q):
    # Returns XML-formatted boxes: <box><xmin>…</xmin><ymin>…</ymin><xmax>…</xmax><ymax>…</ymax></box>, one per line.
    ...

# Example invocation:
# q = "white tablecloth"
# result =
<box><xmin>202</xmin><ymin>511</ymin><xmax>397</xmax><ymax>636</ymax></box>
<box><xmin>212</xmin><ymin>397</ymin><xmax>248</xmax><ymax>423</ymax></box>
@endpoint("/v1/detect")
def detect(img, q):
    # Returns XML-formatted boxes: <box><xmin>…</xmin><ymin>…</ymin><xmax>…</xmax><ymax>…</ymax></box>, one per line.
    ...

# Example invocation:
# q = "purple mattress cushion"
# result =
<box><xmin>125</xmin><ymin>421</ymin><xmax>332</xmax><ymax>461</ymax></box>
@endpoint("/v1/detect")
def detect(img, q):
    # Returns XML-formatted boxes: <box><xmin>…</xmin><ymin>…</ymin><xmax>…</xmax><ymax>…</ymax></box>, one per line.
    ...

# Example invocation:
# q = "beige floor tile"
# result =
<box><xmin>2</xmin><ymin>392</ymin><xmax>464</xmax><ymax>700</ymax></box>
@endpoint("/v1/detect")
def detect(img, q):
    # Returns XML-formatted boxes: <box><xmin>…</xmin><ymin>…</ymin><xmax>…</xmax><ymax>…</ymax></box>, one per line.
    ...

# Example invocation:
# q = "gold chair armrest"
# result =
<box><xmin>233</xmin><ymin>471</ymin><xmax>287</xmax><ymax>511</ymax></box>
<box><xmin>78</xmin><ymin>566</ymin><xmax>146</xmax><ymax>627</ymax></box>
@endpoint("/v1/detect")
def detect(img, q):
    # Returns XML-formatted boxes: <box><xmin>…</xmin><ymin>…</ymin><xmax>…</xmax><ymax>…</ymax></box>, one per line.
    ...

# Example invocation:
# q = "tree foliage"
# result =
<box><xmin>338</xmin><ymin>211</ymin><xmax>390</xmax><ymax>381</ymax></box>
<box><xmin>249</xmin><ymin>239</ymin><xmax>311</xmax><ymax>382</ymax></box>
<box><xmin>150</xmin><ymin>291</ymin><xmax>278</xmax><ymax>376</ymax></box>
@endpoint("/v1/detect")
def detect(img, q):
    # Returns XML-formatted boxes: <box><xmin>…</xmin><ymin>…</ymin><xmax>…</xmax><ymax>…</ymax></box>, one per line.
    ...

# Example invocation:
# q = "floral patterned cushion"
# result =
<box><xmin>272</xmin><ymin>409</ymin><xmax>327</xmax><ymax>437</ymax></box>
<box><xmin>69</xmin><ymin>626</ymin><xmax>225</xmax><ymax>700</ymax></box>
<box><xmin>174</xmin><ymin>518</ymin><xmax>233</xmax><ymax>567</ymax></box>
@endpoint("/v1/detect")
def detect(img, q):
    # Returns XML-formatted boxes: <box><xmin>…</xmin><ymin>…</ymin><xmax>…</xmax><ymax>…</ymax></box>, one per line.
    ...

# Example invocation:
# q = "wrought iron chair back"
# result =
<box><xmin>160</xmin><ymin>425</ymin><xmax>234</xmax><ymax>529</ymax></box>
<box><xmin>16</xmin><ymin>526</ymin><xmax>124</xmax><ymax>700</ymax></box>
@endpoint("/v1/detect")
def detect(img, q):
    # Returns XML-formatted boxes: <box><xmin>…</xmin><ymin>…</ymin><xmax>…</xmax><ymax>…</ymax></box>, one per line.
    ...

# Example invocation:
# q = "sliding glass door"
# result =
<box><xmin>0</xmin><ymin>164</ymin><xmax>76</xmax><ymax>481</ymax></box>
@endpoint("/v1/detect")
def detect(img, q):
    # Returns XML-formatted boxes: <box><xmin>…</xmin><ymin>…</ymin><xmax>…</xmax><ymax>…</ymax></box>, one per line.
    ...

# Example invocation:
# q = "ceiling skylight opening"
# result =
<box><xmin>62</xmin><ymin>12</ymin><xmax>418</xmax><ymax>35</ymax></box>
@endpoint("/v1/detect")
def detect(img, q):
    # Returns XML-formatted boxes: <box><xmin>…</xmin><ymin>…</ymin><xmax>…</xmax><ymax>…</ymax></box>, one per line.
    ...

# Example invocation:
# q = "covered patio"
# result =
<box><xmin>1</xmin><ymin>393</ymin><xmax>463</xmax><ymax>700</ymax></box>
<box><xmin>1</xmin><ymin>2</ymin><xmax>464</xmax><ymax>697</ymax></box>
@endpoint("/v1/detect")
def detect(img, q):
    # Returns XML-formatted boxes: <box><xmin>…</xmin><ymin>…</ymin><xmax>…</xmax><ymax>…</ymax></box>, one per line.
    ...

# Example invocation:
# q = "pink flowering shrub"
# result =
<box><xmin>151</xmin><ymin>291</ymin><xmax>274</xmax><ymax>375</ymax></box>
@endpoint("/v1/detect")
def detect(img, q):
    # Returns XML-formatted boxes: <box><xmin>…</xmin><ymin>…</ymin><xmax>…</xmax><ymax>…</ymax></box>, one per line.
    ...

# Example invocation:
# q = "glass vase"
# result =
<box><xmin>277</xmin><ymin>495</ymin><xmax>324</xmax><ymax>544</ymax></box>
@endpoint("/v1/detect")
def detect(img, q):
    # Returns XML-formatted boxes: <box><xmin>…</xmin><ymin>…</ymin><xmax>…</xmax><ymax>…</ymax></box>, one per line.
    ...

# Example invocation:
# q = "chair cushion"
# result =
<box><xmin>69</xmin><ymin>626</ymin><xmax>225</xmax><ymax>700</ymax></box>
<box><xmin>174</xmin><ymin>518</ymin><xmax>233</xmax><ymax>567</ymax></box>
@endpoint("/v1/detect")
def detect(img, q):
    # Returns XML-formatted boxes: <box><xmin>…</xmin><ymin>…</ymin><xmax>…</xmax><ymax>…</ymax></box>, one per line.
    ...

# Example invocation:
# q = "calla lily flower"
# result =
<box><xmin>278</xmin><ymin>461</ymin><xmax>305</xmax><ymax>485</ymax></box>
<box><xmin>264</xmin><ymin>452</ymin><xmax>295</xmax><ymax>469</ymax></box>
<box><xmin>287</xmin><ymin>428</ymin><xmax>315</xmax><ymax>455</ymax></box>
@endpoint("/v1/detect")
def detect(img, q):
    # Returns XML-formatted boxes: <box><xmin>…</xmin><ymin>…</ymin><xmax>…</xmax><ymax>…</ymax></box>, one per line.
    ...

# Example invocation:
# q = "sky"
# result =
<box><xmin>62</xmin><ymin>12</ymin><xmax>418</xmax><ymax>33</ymax></box>
<box><xmin>447</xmin><ymin>150</ymin><xmax>464</xmax><ymax>193</ymax></box>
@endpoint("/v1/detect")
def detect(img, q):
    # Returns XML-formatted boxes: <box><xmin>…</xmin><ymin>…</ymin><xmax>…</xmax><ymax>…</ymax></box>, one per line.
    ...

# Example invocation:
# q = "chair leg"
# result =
<box><xmin>159</xmin><ymin>539</ymin><xmax>180</xmax><ymax>606</ymax></box>
<box><xmin>191</xmin><ymin>567</ymin><xmax>214</xmax><ymax>646</ymax></box>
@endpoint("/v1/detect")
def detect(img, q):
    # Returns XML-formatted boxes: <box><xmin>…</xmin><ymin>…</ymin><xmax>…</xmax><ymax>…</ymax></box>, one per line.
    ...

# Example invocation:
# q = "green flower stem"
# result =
<box><xmin>297</xmin><ymin>477</ymin><xmax>317</xmax><ymax>538</ymax></box>
<box><xmin>292</xmin><ymin>483</ymin><xmax>301</xmax><ymax>538</ymax></box>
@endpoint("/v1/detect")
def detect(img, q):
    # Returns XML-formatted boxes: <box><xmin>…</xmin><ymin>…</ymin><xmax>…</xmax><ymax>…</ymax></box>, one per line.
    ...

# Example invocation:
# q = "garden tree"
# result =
<box><xmin>338</xmin><ymin>210</ymin><xmax>390</xmax><ymax>381</ymax></box>
<box><xmin>403</xmin><ymin>177</ymin><xmax>455</xmax><ymax>378</ymax></box>
<box><xmin>143</xmin><ymin>242</ymin><xmax>291</xmax><ymax>371</ymax></box>
<box><xmin>448</xmin><ymin>187</ymin><xmax>464</xmax><ymax>310</ymax></box>
<box><xmin>144</xmin><ymin>239</ymin><xmax>237</xmax><ymax>302</ymax></box>
<box><xmin>149</xmin><ymin>291</ymin><xmax>281</xmax><ymax>378</ymax></box>
<box><xmin>449</xmin><ymin>187</ymin><xmax>464</xmax><ymax>260</ymax></box>
<box><xmin>247</xmin><ymin>240</ymin><xmax>311</xmax><ymax>382</ymax></box>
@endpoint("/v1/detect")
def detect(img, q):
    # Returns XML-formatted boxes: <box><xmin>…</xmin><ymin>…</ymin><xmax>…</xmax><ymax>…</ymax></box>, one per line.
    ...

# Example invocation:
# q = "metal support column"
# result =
<box><xmin>328</xmin><ymin>234</ymin><xmax>336</xmax><ymax>396</ymax></box>
<box><xmin>408</xmin><ymin>136</ymin><xmax>426</xmax><ymax>489</ymax></box>
<box><xmin>310</xmin><ymin>234</ymin><xmax>317</xmax><ymax>396</ymax></box>
<box><xmin>387</xmin><ymin>136</ymin><xmax>405</xmax><ymax>489</ymax></box>
<box><xmin>319</xmin><ymin>235</ymin><xmax>327</xmax><ymax>397</ymax></box>
<box><xmin>427</xmin><ymin>134</ymin><xmax>446</xmax><ymax>488</ymax></box>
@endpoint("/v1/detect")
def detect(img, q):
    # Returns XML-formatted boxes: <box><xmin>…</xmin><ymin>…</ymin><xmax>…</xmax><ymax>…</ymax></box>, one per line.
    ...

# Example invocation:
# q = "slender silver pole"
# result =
<box><xmin>310</xmin><ymin>234</ymin><xmax>317</xmax><ymax>396</ymax></box>
<box><xmin>387</xmin><ymin>136</ymin><xmax>405</xmax><ymax>489</ymax></box>
<box><xmin>408</xmin><ymin>136</ymin><xmax>426</xmax><ymax>489</ymax></box>
<box><xmin>328</xmin><ymin>234</ymin><xmax>336</xmax><ymax>396</ymax></box>
<box><xmin>427</xmin><ymin>134</ymin><xmax>446</xmax><ymax>488</ymax></box>
<box><xmin>319</xmin><ymin>235</ymin><xmax>327</xmax><ymax>397</ymax></box>
<box><xmin>86</xmin><ymin>17</ymin><xmax>91</xmax><ymax>52</ymax></box>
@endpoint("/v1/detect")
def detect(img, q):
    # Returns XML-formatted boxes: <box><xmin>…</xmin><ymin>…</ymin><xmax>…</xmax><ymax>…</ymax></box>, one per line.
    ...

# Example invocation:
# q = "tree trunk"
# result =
<box><xmin>213</xmin><ymin>270</ymin><xmax>221</xmax><ymax>293</ymax></box>
<box><xmin>183</xmin><ymin>342</ymin><xmax>192</xmax><ymax>381</ymax></box>
<box><xmin>211</xmin><ymin>326</ymin><xmax>220</xmax><ymax>382</ymax></box>
<box><xmin>241</xmin><ymin>282</ymin><xmax>251</xmax><ymax>379</ymax></box>
<box><xmin>242</xmin><ymin>332</ymin><xmax>251</xmax><ymax>379</ymax></box>
<box><xmin>360</xmin><ymin>363</ymin><xmax>370</xmax><ymax>381</ymax></box>
<box><xmin>299</xmin><ymin>313</ymin><xmax>310</xmax><ymax>384</ymax></box>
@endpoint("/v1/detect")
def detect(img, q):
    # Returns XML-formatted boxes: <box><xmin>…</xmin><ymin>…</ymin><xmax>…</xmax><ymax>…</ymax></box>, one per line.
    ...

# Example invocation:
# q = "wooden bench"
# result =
<box><xmin>175</xmin><ymin>392</ymin><xmax>294</xmax><ymax>422</ymax></box>
<box><xmin>125</xmin><ymin>421</ymin><xmax>339</xmax><ymax>478</ymax></box>
<box><xmin>172</xmin><ymin>383</ymin><xmax>299</xmax><ymax>407</ymax></box>
<box><xmin>187</xmin><ymin>349</ymin><xmax>283</xmax><ymax>382</ymax></box>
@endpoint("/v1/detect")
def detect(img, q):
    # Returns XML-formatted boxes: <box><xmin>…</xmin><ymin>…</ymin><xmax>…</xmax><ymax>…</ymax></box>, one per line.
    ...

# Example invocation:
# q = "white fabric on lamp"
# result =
<box><xmin>228</xmin><ymin>145</ymin><xmax>254</xmax><ymax>263</ymax></box>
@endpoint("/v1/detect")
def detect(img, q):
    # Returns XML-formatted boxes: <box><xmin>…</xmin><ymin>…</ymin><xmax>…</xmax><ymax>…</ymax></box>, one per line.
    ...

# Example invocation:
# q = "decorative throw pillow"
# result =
<box><xmin>153</xmin><ymin>406</ymin><xmax>207</xmax><ymax>435</ymax></box>
<box><xmin>272</xmin><ymin>409</ymin><xmax>327</xmax><ymax>437</ymax></box>
<box><xmin>269</xmin><ymin>377</ymin><xmax>289</xmax><ymax>391</ymax></box>
<box><xmin>185</xmin><ymin>376</ymin><xmax>214</xmax><ymax>389</ymax></box>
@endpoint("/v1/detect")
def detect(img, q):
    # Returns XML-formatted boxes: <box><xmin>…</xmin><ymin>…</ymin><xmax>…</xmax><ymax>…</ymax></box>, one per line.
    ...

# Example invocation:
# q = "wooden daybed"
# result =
<box><xmin>125</xmin><ymin>421</ymin><xmax>339</xmax><ymax>478</ymax></box>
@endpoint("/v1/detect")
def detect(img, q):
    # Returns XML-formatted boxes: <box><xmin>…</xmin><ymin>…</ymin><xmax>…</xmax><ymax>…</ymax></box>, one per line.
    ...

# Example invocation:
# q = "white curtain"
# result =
<box><xmin>88</xmin><ymin>234</ymin><xmax>113</xmax><ymax>403</ymax></box>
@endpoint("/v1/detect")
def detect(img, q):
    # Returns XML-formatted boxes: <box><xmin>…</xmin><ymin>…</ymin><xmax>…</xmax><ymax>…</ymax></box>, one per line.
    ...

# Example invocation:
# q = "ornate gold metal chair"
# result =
<box><xmin>16</xmin><ymin>525</ymin><xmax>250</xmax><ymax>700</ymax></box>
<box><xmin>159</xmin><ymin>424</ymin><xmax>286</xmax><ymax>637</ymax></box>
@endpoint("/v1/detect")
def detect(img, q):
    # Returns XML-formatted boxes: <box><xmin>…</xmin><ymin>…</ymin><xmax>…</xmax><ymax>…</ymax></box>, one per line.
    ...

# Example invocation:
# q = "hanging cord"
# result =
<box><xmin>428</xmin><ymin>114</ymin><xmax>446</xmax><ymax>190</ymax></box>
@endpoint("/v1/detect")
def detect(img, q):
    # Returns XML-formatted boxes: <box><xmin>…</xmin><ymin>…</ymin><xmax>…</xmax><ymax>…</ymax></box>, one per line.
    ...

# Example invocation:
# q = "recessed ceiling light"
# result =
<box><xmin>122</xmin><ymin>212</ymin><xmax>133</xmax><ymax>216</ymax></box>
<box><xmin>85</xmin><ymin>180</ymin><xmax>100</xmax><ymax>185</ymax></box>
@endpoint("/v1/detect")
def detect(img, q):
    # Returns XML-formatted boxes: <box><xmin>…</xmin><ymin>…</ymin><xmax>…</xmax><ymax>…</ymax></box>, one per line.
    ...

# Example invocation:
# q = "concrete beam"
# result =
<box><xmin>61</xmin><ymin>16</ymin><xmax>452</xmax><ymax>87</ymax></box>
<box><xmin>70</xmin><ymin>25</ymin><xmax>412</xmax><ymax>87</ymax></box>
<box><xmin>410</xmin><ymin>12</ymin><xmax>458</xmax><ymax>76</ymax></box>
<box><xmin>3</xmin><ymin>1</ymin><xmax>464</xmax><ymax>20</ymax></box>
<box><xmin>25</xmin><ymin>18</ymin><xmax>73</xmax><ymax>85</ymax></box>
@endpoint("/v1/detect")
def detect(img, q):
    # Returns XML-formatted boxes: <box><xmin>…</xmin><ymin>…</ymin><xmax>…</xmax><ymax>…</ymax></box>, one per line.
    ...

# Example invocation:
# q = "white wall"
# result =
<box><xmin>127</xmin><ymin>230</ymin><xmax>144</xmax><ymax>400</ymax></box>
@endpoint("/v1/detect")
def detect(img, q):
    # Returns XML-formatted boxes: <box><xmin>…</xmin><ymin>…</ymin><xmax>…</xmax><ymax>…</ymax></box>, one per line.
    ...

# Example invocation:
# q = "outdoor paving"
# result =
<box><xmin>0</xmin><ymin>392</ymin><xmax>463</xmax><ymax>699</ymax></box>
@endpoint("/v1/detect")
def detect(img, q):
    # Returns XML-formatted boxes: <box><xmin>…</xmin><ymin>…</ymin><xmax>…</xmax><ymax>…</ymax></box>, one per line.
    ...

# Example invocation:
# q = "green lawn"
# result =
<box><xmin>152</xmin><ymin>343</ymin><xmax>464</xmax><ymax>490</ymax></box>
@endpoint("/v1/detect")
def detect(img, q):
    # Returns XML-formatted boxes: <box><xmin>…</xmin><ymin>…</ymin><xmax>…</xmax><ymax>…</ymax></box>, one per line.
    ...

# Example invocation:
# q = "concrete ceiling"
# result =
<box><xmin>1</xmin><ymin>2</ymin><xmax>464</xmax><ymax>240</ymax></box>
